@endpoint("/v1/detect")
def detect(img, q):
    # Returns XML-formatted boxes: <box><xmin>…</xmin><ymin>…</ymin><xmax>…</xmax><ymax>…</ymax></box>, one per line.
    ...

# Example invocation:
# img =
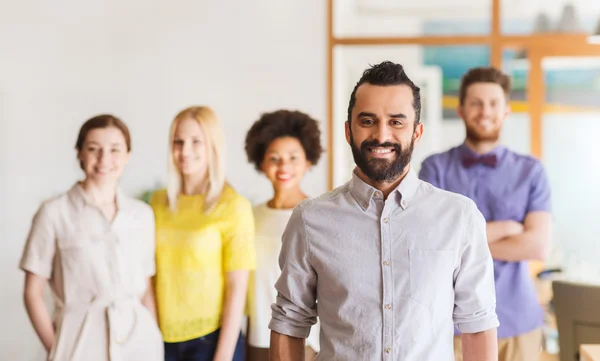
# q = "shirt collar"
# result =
<box><xmin>349</xmin><ymin>166</ymin><xmax>420</xmax><ymax>212</ymax></box>
<box><xmin>68</xmin><ymin>182</ymin><xmax>132</xmax><ymax>211</ymax></box>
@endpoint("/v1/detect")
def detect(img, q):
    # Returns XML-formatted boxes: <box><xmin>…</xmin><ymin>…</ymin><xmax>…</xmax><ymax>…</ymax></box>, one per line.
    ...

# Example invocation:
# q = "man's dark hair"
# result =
<box><xmin>245</xmin><ymin>110</ymin><xmax>323</xmax><ymax>170</ymax></box>
<box><xmin>347</xmin><ymin>61</ymin><xmax>421</xmax><ymax>124</ymax></box>
<box><xmin>459</xmin><ymin>66</ymin><xmax>511</xmax><ymax>105</ymax></box>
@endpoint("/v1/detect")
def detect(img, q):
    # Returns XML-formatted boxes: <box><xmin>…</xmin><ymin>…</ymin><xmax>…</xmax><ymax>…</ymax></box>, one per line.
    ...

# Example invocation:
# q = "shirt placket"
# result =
<box><xmin>377</xmin><ymin>192</ymin><xmax>394</xmax><ymax>359</ymax></box>
<box><xmin>471</xmin><ymin>166</ymin><xmax>485</xmax><ymax>202</ymax></box>
<box><xmin>89</xmin><ymin>205</ymin><xmax>123</xmax><ymax>286</ymax></box>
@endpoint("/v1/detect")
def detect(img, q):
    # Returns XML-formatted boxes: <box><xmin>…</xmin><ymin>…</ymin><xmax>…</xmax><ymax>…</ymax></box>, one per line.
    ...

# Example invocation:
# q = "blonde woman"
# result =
<box><xmin>20</xmin><ymin>115</ymin><xmax>163</xmax><ymax>361</ymax></box>
<box><xmin>244</xmin><ymin>110</ymin><xmax>323</xmax><ymax>361</ymax></box>
<box><xmin>150</xmin><ymin>106</ymin><xmax>256</xmax><ymax>361</ymax></box>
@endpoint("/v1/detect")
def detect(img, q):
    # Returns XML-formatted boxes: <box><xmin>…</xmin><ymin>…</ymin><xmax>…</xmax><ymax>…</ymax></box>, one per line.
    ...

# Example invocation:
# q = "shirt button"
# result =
<box><xmin>401</xmin><ymin>200</ymin><xmax>407</xmax><ymax>207</ymax></box>
<box><xmin>383</xmin><ymin>218</ymin><xmax>389</xmax><ymax>223</ymax></box>
<box><xmin>385</xmin><ymin>348</ymin><xmax>391</xmax><ymax>353</ymax></box>
<box><xmin>383</xmin><ymin>261</ymin><xmax>390</xmax><ymax>266</ymax></box>
<box><xmin>385</xmin><ymin>304</ymin><xmax>392</xmax><ymax>310</ymax></box>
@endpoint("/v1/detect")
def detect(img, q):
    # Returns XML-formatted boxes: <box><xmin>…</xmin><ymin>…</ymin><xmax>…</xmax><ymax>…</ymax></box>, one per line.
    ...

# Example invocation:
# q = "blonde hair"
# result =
<box><xmin>167</xmin><ymin>106</ymin><xmax>226</xmax><ymax>213</ymax></box>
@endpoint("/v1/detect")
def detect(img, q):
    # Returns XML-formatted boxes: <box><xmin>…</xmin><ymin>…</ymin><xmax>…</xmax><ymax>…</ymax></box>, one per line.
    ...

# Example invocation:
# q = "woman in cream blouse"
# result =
<box><xmin>20</xmin><ymin>114</ymin><xmax>163</xmax><ymax>361</ymax></box>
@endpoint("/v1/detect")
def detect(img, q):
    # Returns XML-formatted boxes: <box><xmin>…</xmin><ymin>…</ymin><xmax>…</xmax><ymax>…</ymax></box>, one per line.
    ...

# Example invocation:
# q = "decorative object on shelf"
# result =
<box><xmin>589</xmin><ymin>15</ymin><xmax>600</xmax><ymax>44</ymax></box>
<box><xmin>515</xmin><ymin>12</ymin><xmax>552</xmax><ymax>59</ymax></box>
<box><xmin>533</xmin><ymin>12</ymin><xmax>552</xmax><ymax>34</ymax></box>
<box><xmin>556</xmin><ymin>3</ymin><xmax>583</xmax><ymax>33</ymax></box>
<box><xmin>515</xmin><ymin>49</ymin><xmax>527</xmax><ymax>60</ymax></box>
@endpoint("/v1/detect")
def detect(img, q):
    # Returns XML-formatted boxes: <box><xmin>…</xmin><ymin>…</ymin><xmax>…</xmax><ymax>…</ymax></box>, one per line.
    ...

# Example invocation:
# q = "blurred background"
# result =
<box><xmin>1</xmin><ymin>0</ymin><xmax>599</xmax><ymax>360</ymax></box>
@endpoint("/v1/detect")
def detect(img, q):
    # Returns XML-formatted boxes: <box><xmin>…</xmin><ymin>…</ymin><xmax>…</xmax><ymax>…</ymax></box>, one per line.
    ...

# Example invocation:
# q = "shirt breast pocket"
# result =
<box><xmin>56</xmin><ymin>233</ymin><xmax>99</xmax><ymax>295</ymax></box>
<box><xmin>57</xmin><ymin>233</ymin><xmax>88</xmax><ymax>256</ymax></box>
<box><xmin>409</xmin><ymin>249</ymin><xmax>455</xmax><ymax>308</ymax></box>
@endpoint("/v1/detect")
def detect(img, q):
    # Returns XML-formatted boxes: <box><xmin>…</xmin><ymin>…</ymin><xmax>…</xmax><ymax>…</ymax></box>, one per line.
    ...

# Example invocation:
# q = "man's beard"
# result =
<box><xmin>350</xmin><ymin>132</ymin><xmax>415</xmax><ymax>182</ymax></box>
<box><xmin>465</xmin><ymin>119</ymin><xmax>501</xmax><ymax>143</ymax></box>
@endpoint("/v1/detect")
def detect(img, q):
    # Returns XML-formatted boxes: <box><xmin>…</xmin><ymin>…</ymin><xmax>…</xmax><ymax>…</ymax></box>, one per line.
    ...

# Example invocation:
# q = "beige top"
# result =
<box><xmin>248</xmin><ymin>203</ymin><xmax>320</xmax><ymax>350</ymax></box>
<box><xmin>20</xmin><ymin>183</ymin><xmax>163</xmax><ymax>361</ymax></box>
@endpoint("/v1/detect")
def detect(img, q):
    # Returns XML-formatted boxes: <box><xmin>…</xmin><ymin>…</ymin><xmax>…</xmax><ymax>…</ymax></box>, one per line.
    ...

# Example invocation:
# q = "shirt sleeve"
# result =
<box><xmin>142</xmin><ymin>205</ymin><xmax>157</xmax><ymax>278</ymax></box>
<box><xmin>222</xmin><ymin>195</ymin><xmax>256</xmax><ymax>272</ymax></box>
<box><xmin>453</xmin><ymin>199</ymin><xmax>499</xmax><ymax>333</ymax></box>
<box><xmin>527</xmin><ymin>162</ymin><xmax>552</xmax><ymax>213</ymax></box>
<box><xmin>19</xmin><ymin>202</ymin><xmax>56</xmax><ymax>279</ymax></box>
<box><xmin>418</xmin><ymin>156</ymin><xmax>441</xmax><ymax>187</ymax></box>
<box><xmin>269</xmin><ymin>205</ymin><xmax>318</xmax><ymax>338</ymax></box>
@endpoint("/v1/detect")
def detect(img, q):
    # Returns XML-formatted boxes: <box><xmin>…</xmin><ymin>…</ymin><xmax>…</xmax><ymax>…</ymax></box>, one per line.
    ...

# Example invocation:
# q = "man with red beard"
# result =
<box><xmin>268</xmin><ymin>61</ymin><xmax>499</xmax><ymax>361</ymax></box>
<box><xmin>419</xmin><ymin>67</ymin><xmax>552</xmax><ymax>361</ymax></box>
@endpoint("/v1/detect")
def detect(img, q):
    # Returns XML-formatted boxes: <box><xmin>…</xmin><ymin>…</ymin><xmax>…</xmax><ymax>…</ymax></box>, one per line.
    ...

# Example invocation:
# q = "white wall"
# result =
<box><xmin>0</xmin><ymin>1</ymin><xmax>326</xmax><ymax>359</ymax></box>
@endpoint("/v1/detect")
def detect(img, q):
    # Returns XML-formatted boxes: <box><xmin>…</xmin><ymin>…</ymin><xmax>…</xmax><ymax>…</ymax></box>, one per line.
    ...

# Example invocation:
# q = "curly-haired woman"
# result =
<box><xmin>244</xmin><ymin>109</ymin><xmax>324</xmax><ymax>361</ymax></box>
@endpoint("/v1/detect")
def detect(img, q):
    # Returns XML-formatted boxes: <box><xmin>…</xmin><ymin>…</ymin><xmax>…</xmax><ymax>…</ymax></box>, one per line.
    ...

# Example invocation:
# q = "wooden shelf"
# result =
<box><xmin>333</xmin><ymin>35</ymin><xmax>490</xmax><ymax>46</ymax></box>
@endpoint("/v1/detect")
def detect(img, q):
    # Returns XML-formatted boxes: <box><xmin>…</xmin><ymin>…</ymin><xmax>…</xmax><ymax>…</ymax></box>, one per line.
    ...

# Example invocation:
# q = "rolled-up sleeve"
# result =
<box><xmin>453</xmin><ymin>200</ymin><xmax>499</xmax><ymax>333</ymax></box>
<box><xmin>527</xmin><ymin>162</ymin><xmax>552</xmax><ymax>213</ymax></box>
<box><xmin>268</xmin><ymin>205</ymin><xmax>318</xmax><ymax>338</ymax></box>
<box><xmin>222</xmin><ymin>195</ymin><xmax>256</xmax><ymax>272</ymax></box>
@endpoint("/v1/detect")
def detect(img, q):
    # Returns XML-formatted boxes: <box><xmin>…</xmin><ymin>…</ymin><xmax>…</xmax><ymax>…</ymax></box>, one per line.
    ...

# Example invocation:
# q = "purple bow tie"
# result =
<box><xmin>462</xmin><ymin>154</ymin><xmax>498</xmax><ymax>168</ymax></box>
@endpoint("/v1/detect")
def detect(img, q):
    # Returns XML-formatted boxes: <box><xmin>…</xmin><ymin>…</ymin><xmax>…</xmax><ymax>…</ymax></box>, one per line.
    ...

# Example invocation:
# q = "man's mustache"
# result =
<box><xmin>360</xmin><ymin>140</ymin><xmax>402</xmax><ymax>153</ymax></box>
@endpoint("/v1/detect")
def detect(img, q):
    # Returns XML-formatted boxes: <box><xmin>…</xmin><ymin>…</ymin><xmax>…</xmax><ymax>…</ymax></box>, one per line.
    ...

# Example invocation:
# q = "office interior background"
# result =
<box><xmin>1</xmin><ymin>0</ymin><xmax>599</xmax><ymax>360</ymax></box>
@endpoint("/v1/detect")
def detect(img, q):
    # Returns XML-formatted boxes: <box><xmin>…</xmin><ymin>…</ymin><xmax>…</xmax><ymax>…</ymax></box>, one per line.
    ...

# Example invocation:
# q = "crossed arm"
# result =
<box><xmin>486</xmin><ymin>211</ymin><xmax>552</xmax><ymax>262</ymax></box>
<box><xmin>419</xmin><ymin>158</ymin><xmax>552</xmax><ymax>262</ymax></box>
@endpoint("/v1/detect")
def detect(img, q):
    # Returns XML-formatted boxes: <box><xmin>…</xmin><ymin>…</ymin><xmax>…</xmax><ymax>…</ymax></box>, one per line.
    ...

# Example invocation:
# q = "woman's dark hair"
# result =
<box><xmin>75</xmin><ymin>114</ymin><xmax>131</xmax><ymax>170</ymax></box>
<box><xmin>245</xmin><ymin>110</ymin><xmax>323</xmax><ymax>170</ymax></box>
<box><xmin>75</xmin><ymin>114</ymin><xmax>131</xmax><ymax>152</ymax></box>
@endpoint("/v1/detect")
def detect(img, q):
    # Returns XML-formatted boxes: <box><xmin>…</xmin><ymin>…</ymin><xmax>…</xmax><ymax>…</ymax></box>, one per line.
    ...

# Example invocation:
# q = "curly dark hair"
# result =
<box><xmin>347</xmin><ymin>61</ymin><xmax>421</xmax><ymax>124</ymax></box>
<box><xmin>245</xmin><ymin>110</ymin><xmax>323</xmax><ymax>170</ymax></box>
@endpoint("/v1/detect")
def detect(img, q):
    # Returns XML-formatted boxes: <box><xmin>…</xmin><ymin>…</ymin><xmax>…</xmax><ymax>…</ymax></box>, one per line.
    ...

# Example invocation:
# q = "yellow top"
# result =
<box><xmin>150</xmin><ymin>185</ymin><xmax>256</xmax><ymax>342</ymax></box>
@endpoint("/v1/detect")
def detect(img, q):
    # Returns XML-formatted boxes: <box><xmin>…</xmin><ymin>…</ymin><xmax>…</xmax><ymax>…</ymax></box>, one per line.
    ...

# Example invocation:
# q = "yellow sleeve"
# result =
<box><xmin>222</xmin><ymin>195</ymin><xmax>256</xmax><ymax>272</ymax></box>
<box><xmin>148</xmin><ymin>189</ymin><xmax>167</xmax><ymax>209</ymax></box>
